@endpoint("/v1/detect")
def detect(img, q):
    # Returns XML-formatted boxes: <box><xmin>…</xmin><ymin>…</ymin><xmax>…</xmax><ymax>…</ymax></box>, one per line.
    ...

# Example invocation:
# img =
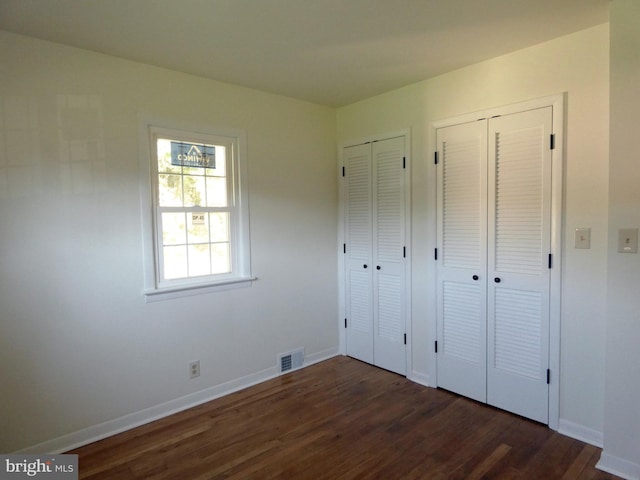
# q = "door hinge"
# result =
<box><xmin>434</xmin><ymin>248</ymin><xmax>438</xmax><ymax>260</ymax></box>
<box><xmin>342</xmin><ymin>166</ymin><xmax>345</xmax><ymax>177</ymax></box>
<box><xmin>434</xmin><ymin>151</ymin><xmax>439</xmax><ymax>165</ymax></box>
<box><xmin>344</xmin><ymin>318</ymin><xmax>347</xmax><ymax>329</ymax></box>
<box><xmin>403</xmin><ymin>157</ymin><xmax>406</xmax><ymax>169</ymax></box>
<box><xmin>403</xmin><ymin>246</ymin><xmax>406</xmax><ymax>258</ymax></box>
<box><xmin>404</xmin><ymin>333</ymin><xmax>407</xmax><ymax>345</ymax></box>
<box><xmin>546</xmin><ymin>369</ymin><xmax>551</xmax><ymax>384</ymax></box>
<box><xmin>550</xmin><ymin>134</ymin><xmax>556</xmax><ymax>150</ymax></box>
<box><xmin>435</xmin><ymin>341</ymin><xmax>438</xmax><ymax>353</ymax></box>
<box><xmin>548</xmin><ymin>253</ymin><xmax>552</xmax><ymax>269</ymax></box>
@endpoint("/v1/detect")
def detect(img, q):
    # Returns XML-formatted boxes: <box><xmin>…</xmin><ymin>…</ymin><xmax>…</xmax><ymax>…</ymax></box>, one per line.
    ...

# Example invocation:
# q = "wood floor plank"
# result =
<box><xmin>68</xmin><ymin>356</ymin><xmax>620</xmax><ymax>479</ymax></box>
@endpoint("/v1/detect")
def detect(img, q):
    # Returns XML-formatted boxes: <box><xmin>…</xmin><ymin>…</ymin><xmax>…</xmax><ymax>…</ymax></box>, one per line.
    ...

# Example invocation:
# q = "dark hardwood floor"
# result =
<box><xmin>69</xmin><ymin>356</ymin><xmax>619</xmax><ymax>479</ymax></box>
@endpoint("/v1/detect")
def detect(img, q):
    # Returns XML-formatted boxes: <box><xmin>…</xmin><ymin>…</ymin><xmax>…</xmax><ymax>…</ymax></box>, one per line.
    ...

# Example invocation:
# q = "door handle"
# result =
<box><xmin>376</xmin><ymin>266</ymin><xmax>381</xmax><ymax>270</ymax></box>
<box><xmin>494</xmin><ymin>277</ymin><xmax>501</xmax><ymax>283</ymax></box>
<box><xmin>363</xmin><ymin>264</ymin><xmax>368</xmax><ymax>269</ymax></box>
<box><xmin>473</xmin><ymin>275</ymin><xmax>479</xmax><ymax>280</ymax></box>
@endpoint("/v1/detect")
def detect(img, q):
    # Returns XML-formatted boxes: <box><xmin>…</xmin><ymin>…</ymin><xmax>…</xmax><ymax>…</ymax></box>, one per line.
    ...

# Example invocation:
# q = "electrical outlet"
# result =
<box><xmin>189</xmin><ymin>360</ymin><xmax>200</xmax><ymax>379</ymax></box>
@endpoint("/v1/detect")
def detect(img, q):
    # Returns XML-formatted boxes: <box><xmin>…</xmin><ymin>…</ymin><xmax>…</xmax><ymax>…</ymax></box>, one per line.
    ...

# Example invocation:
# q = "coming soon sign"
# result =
<box><xmin>170</xmin><ymin>142</ymin><xmax>216</xmax><ymax>169</ymax></box>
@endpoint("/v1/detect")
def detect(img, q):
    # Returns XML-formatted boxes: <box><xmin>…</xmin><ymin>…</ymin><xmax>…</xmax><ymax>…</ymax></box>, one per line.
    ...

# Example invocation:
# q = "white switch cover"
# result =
<box><xmin>618</xmin><ymin>228</ymin><xmax>638</xmax><ymax>253</ymax></box>
<box><xmin>574</xmin><ymin>228</ymin><xmax>591</xmax><ymax>249</ymax></box>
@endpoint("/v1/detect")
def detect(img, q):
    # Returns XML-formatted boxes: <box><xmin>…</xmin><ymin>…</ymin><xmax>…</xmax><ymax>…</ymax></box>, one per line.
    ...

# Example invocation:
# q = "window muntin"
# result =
<box><xmin>150</xmin><ymin>129</ymin><xmax>243</xmax><ymax>288</ymax></box>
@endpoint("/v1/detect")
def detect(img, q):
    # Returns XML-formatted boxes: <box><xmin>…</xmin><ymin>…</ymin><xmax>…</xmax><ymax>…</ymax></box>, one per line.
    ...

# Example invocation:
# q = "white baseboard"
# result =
<box><xmin>15</xmin><ymin>348</ymin><xmax>339</xmax><ymax>455</ymax></box>
<box><xmin>558</xmin><ymin>419</ymin><xmax>604</xmax><ymax>447</ymax></box>
<box><xmin>409</xmin><ymin>370</ymin><xmax>431</xmax><ymax>388</ymax></box>
<box><xmin>597</xmin><ymin>451</ymin><xmax>640</xmax><ymax>480</ymax></box>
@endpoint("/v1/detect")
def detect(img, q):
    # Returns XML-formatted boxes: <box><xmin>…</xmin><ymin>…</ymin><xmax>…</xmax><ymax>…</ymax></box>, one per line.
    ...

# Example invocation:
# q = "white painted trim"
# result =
<box><xmin>337</xmin><ymin>143</ymin><xmax>346</xmax><ymax>356</ymax></box>
<box><xmin>597</xmin><ymin>452</ymin><xmax>640</xmax><ymax>480</ymax></box>
<box><xmin>547</xmin><ymin>92</ymin><xmax>565</xmax><ymax>431</ymax></box>
<box><xmin>15</xmin><ymin>348</ymin><xmax>339</xmax><ymax>455</ymax></box>
<box><xmin>558</xmin><ymin>419</ymin><xmax>603</xmax><ymax>447</ymax></box>
<box><xmin>137</xmin><ymin>114</ymin><xmax>253</xmax><ymax>298</ymax></box>
<box><xmin>403</xmin><ymin>130</ymin><xmax>413</xmax><ymax>378</ymax></box>
<box><xmin>408</xmin><ymin>371</ymin><xmax>431</xmax><ymax>388</ymax></box>
<box><xmin>429</xmin><ymin>93</ymin><xmax>565</xmax><ymax>430</ymax></box>
<box><xmin>144</xmin><ymin>275</ymin><xmax>257</xmax><ymax>302</ymax></box>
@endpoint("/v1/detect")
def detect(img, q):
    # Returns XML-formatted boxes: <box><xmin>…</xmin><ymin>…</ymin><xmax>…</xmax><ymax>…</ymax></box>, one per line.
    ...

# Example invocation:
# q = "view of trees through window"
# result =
<box><xmin>156</xmin><ymin>138</ymin><xmax>231</xmax><ymax>281</ymax></box>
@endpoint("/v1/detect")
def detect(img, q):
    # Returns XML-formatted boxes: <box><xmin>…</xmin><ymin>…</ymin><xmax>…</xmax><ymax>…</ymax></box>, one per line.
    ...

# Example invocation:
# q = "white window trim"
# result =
<box><xmin>138</xmin><ymin>115</ymin><xmax>255</xmax><ymax>302</ymax></box>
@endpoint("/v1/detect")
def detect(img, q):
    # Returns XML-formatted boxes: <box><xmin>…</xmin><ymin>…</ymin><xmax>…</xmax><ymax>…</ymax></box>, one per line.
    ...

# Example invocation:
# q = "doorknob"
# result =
<box><xmin>473</xmin><ymin>275</ymin><xmax>479</xmax><ymax>280</ymax></box>
<box><xmin>376</xmin><ymin>266</ymin><xmax>381</xmax><ymax>270</ymax></box>
<box><xmin>494</xmin><ymin>277</ymin><xmax>501</xmax><ymax>283</ymax></box>
<box><xmin>363</xmin><ymin>264</ymin><xmax>368</xmax><ymax>269</ymax></box>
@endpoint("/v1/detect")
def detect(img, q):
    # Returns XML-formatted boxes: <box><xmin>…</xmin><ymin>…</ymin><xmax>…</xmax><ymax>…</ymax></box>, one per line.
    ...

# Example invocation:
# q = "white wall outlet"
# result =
<box><xmin>575</xmin><ymin>227</ymin><xmax>591</xmax><ymax>249</ymax></box>
<box><xmin>618</xmin><ymin>228</ymin><xmax>638</xmax><ymax>253</ymax></box>
<box><xmin>189</xmin><ymin>360</ymin><xmax>200</xmax><ymax>379</ymax></box>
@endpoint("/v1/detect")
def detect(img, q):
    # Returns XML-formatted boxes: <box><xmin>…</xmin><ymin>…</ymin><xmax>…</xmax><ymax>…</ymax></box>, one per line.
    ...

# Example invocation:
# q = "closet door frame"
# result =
<box><xmin>429</xmin><ymin>94</ymin><xmax>564</xmax><ymax>430</ymax></box>
<box><xmin>338</xmin><ymin>129</ymin><xmax>412</xmax><ymax>377</ymax></box>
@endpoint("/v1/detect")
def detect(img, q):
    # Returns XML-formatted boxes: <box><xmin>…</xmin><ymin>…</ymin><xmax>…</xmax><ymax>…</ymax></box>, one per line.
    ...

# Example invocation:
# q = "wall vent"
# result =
<box><xmin>278</xmin><ymin>348</ymin><xmax>304</xmax><ymax>374</ymax></box>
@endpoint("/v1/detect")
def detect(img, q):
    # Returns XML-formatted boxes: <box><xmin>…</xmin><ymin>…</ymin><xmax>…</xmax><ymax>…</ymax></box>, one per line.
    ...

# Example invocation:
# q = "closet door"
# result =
<box><xmin>435</xmin><ymin>121</ymin><xmax>488</xmax><ymax>402</ymax></box>
<box><xmin>487</xmin><ymin>107</ymin><xmax>552</xmax><ymax>423</ymax></box>
<box><xmin>372</xmin><ymin>136</ymin><xmax>406</xmax><ymax>375</ymax></box>
<box><xmin>344</xmin><ymin>143</ymin><xmax>374</xmax><ymax>365</ymax></box>
<box><xmin>344</xmin><ymin>136</ymin><xmax>407</xmax><ymax>376</ymax></box>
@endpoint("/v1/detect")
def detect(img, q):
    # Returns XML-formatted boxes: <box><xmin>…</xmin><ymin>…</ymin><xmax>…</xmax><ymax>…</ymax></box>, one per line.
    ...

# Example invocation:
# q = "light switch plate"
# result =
<box><xmin>574</xmin><ymin>228</ymin><xmax>591</xmax><ymax>249</ymax></box>
<box><xmin>618</xmin><ymin>228</ymin><xmax>638</xmax><ymax>253</ymax></box>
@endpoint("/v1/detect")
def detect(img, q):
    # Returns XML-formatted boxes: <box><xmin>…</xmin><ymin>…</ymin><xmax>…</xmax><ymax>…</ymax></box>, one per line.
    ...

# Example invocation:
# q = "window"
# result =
<box><xmin>140</xmin><ymin>121</ymin><xmax>252</xmax><ymax>300</ymax></box>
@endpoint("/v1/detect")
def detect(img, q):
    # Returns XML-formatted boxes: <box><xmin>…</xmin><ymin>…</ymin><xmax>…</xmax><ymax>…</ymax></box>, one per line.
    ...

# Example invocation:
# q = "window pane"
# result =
<box><xmin>188</xmin><ymin>244</ymin><xmax>211</xmax><ymax>277</ymax></box>
<box><xmin>157</xmin><ymin>139</ymin><xmax>181</xmax><ymax>174</ymax></box>
<box><xmin>158</xmin><ymin>174</ymin><xmax>183</xmax><ymax>206</ymax></box>
<box><xmin>206</xmin><ymin>177</ymin><xmax>227</xmax><ymax>207</ymax></box>
<box><xmin>209</xmin><ymin>212</ymin><xmax>229</xmax><ymax>242</ymax></box>
<box><xmin>211</xmin><ymin>243</ymin><xmax>231</xmax><ymax>274</ymax></box>
<box><xmin>163</xmin><ymin>245</ymin><xmax>188</xmax><ymax>279</ymax></box>
<box><xmin>205</xmin><ymin>145</ymin><xmax>226</xmax><ymax>177</ymax></box>
<box><xmin>187</xmin><ymin>212</ymin><xmax>209</xmax><ymax>244</ymax></box>
<box><xmin>162</xmin><ymin>212</ymin><xmax>186</xmax><ymax>245</ymax></box>
<box><xmin>183</xmin><ymin>175</ymin><xmax>206</xmax><ymax>206</ymax></box>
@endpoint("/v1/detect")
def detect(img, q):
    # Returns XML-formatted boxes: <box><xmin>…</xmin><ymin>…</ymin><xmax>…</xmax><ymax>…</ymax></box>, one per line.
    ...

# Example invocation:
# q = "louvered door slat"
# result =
<box><xmin>375</xmin><ymin>144</ymin><xmax>403</xmax><ymax>264</ymax></box>
<box><xmin>494</xmin><ymin>288</ymin><xmax>542</xmax><ymax>379</ymax></box>
<box><xmin>495</xmin><ymin>125</ymin><xmax>545</xmax><ymax>275</ymax></box>
<box><xmin>443</xmin><ymin>138</ymin><xmax>483</xmax><ymax>270</ymax></box>
<box><xmin>348</xmin><ymin>153</ymin><xmax>372</xmax><ymax>262</ymax></box>
<box><xmin>349</xmin><ymin>270</ymin><xmax>372</xmax><ymax>334</ymax></box>
<box><xmin>443</xmin><ymin>281</ymin><xmax>482</xmax><ymax>363</ymax></box>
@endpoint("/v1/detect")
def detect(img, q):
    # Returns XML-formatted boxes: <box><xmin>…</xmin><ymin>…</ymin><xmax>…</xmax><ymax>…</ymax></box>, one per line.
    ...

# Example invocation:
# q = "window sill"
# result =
<box><xmin>144</xmin><ymin>276</ymin><xmax>257</xmax><ymax>302</ymax></box>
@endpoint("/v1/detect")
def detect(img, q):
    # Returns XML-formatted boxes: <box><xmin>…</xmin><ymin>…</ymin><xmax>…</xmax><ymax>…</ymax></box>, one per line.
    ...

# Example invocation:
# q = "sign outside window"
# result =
<box><xmin>171</xmin><ymin>142</ymin><xmax>216</xmax><ymax>168</ymax></box>
<box><xmin>192</xmin><ymin>212</ymin><xmax>205</xmax><ymax>225</ymax></box>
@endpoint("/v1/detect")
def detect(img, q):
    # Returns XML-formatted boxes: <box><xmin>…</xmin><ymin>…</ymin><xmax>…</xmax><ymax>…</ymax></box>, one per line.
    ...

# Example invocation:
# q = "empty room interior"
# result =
<box><xmin>1</xmin><ymin>0</ymin><xmax>639</xmax><ymax>478</ymax></box>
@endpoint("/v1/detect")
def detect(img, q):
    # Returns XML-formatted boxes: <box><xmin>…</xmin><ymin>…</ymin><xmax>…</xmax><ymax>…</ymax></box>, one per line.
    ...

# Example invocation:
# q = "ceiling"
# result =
<box><xmin>0</xmin><ymin>0</ymin><xmax>611</xmax><ymax>107</ymax></box>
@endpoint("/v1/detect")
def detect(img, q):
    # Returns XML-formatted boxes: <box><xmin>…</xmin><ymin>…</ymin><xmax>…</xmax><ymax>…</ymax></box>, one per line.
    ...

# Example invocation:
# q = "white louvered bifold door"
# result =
<box><xmin>344</xmin><ymin>143</ymin><xmax>374</xmax><ymax>365</ymax></box>
<box><xmin>372</xmin><ymin>136</ymin><xmax>406</xmax><ymax>375</ymax></box>
<box><xmin>436</xmin><ymin>121</ymin><xmax>488</xmax><ymax>402</ymax></box>
<box><xmin>487</xmin><ymin>107</ymin><xmax>552</xmax><ymax>423</ymax></box>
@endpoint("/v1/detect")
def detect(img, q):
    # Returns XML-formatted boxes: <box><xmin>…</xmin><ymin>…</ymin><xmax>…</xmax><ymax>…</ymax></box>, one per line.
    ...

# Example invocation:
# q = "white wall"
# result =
<box><xmin>600</xmin><ymin>0</ymin><xmax>640</xmax><ymax>477</ymax></box>
<box><xmin>0</xmin><ymin>31</ymin><xmax>338</xmax><ymax>452</ymax></box>
<box><xmin>337</xmin><ymin>24</ymin><xmax>610</xmax><ymax>441</ymax></box>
